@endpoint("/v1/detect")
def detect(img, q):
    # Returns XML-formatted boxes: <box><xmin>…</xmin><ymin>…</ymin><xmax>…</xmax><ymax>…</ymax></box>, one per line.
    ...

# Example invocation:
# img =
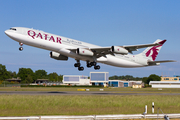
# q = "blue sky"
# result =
<box><xmin>0</xmin><ymin>0</ymin><xmax>179</xmax><ymax>77</ymax></box>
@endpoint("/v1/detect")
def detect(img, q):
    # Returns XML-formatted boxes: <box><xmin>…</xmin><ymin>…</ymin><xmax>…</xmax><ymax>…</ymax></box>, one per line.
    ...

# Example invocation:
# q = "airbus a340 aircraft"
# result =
<box><xmin>5</xmin><ymin>27</ymin><xmax>175</xmax><ymax>71</ymax></box>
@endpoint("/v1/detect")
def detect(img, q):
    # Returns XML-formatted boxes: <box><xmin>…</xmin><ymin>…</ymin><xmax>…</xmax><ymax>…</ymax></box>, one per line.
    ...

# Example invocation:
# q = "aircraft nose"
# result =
<box><xmin>4</xmin><ymin>30</ymin><xmax>14</xmax><ymax>38</ymax></box>
<box><xmin>4</xmin><ymin>30</ymin><xmax>10</xmax><ymax>36</ymax></box>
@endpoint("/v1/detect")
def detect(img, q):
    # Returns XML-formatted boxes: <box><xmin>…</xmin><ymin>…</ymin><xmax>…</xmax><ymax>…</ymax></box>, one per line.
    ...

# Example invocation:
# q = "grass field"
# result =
<box><xmin>0</xmin><ymin>87</ymin><xmax>180</xmax><ymax>116</ymax></box>
<box><xmin>0</xmin><ymin>94</ymin><xmax>180</xmax><ymax>116</ymax></box>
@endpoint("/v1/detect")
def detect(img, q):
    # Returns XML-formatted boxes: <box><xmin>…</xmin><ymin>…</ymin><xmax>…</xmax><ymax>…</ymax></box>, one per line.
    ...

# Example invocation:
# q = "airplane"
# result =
<box><xmin>4</xmin><ymin>27</ymin><xmax>175</xmax><ymax>71</ymax></box>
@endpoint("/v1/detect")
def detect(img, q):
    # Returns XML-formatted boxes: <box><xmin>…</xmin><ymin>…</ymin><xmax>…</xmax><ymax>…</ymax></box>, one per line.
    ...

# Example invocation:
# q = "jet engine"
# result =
<box><xmin>111</xmin><ymin>46</ymin><xmax>128</xmax><ymax>54</ymax></box>
<box><xmin>50</xmin><ymin>51</ymin><xmax>68</xmax><ymax>60</ymax></box>
<box><xmin>76</xmin><ymin>48</ymin><xmax>94</xmax><ymax>56</ymax></box>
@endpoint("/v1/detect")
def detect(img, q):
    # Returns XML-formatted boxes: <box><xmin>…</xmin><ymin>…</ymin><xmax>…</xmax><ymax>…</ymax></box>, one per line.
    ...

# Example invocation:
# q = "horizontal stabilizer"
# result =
<box><xmin>148</xmin><ymin>60</ymin><xmax>176</xmax><ymax>65</ymax></box>
<box><xmin>148</xmin><ymin>60</ymin><xmax>176</xmax><ymax>63</ymax></box>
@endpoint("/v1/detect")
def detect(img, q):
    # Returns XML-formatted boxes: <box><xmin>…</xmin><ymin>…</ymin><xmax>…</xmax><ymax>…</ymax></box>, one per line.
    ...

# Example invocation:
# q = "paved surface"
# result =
<box><xmin>0</xmin><ymin>114</ymin><xmax>180</xmax><ymax>120</ymax></box>
<box><xmin>0</xmin><ymin>91</ymin><xmax>180</xmax><ymax>95</ymax></box>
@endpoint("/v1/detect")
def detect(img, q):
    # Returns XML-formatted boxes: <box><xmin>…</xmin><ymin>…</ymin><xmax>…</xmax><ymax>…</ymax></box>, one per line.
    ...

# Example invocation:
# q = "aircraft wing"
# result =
<box><xmin>89</xmin><ymin>47</ymin><xmax>113</xmax><ymax>57</ymax></box>
<box><xmin>90</xmin><ymin>42</ymin><xmax>161</xmax><ymax>55</ymax></box>
<box><xmin>89</xmin><ymin>42</ymin><xmax>161</xmax><ymax>56</ymax></box>
<box><xmin>69</xmin><ymin>47</ymin><xmax>112</xmax><ymax>58</ymax></box>
<box><xmin>123</xmin><ymin>42</ymin><xmax>161</xmax><ymax>53</ymax></box>
<box><xmin>68</xmin><ymin>42</ymin><xmax>161</xmax><ymax>57</ymax></box>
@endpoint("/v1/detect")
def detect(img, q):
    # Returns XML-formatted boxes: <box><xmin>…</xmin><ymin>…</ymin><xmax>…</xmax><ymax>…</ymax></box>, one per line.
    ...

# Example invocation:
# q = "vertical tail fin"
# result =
<box><xmin>136</xmin><ymin>39</ymin><xmax>166</xmax><ymax>61</ymax></box>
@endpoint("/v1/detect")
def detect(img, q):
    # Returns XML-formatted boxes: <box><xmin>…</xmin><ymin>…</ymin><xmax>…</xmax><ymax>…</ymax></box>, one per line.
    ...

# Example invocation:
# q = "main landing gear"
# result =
<box><xmin>19</xmin><ymin>42</ymin><xmax>23</xmax><ymax>51</ymax></box>
<box><xmin>86</xmin><ymin>61</ymin><xmax>100</xmax><ymax>70</ymax></box>
<box><xmin>74</xmin><ymin>60</ymin><xmax>100</xmax><ymax>71</ymax></box>
<box><xmin>74</xmin><ymin>60</ymin><xmax>84</xmax><ymax>71</ymax></box>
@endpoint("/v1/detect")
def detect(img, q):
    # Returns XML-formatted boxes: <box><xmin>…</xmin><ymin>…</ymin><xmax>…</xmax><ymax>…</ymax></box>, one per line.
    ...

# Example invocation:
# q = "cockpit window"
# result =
<box><xmin>10</xmin><ymin>28</ymin><xmax>16</xmax><ymax>31</ymax></box>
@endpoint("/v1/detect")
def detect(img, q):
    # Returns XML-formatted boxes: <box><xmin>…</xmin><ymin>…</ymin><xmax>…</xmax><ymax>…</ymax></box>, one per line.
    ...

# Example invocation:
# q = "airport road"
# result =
<box><xmin>0</xmin><ymin>91</ymin><xmax>180</xmax><ymax>95</ymax></box>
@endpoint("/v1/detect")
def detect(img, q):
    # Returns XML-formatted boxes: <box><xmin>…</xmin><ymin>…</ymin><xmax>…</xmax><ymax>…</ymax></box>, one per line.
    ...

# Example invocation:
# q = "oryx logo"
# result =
<box><xmin>146</xmin><ymin>45</ymin><xmax>162</xmax><ymax>61</ymax></box>
<box><xmin>146</xmin><ymin>40</ymin><xmax>166</xmax><ymax>61</ymax></box>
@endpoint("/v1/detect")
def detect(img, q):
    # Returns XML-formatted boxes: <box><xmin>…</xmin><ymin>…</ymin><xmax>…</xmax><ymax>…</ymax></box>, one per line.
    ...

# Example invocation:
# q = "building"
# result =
<box><xmin>132</xmin><ymin>83</ymin><xmax>142</xmax><ymax>88</ymax></box>
<box><xmin>108</xmin><ymin>80</ymin><xmax>120</xmax><ymax>87</ymax></box>
<box><xmin>90</xmin><ymin>72</ymin><xmax>109</xmax><ymax>86</ymax></box>
<box><xmin>35</xmin><ymin>79</ymin><xmax>49</xmax><ymax>84</ymax></box>
<box><xmin>149</xmin><ymin>81</ymin><xmax>180</xmax><ymax>88</ymax></box>
<box><xmin>62</xmin><ymin>72</ymin><xmax>109</xmax><ymax>86</ymax></box>
<box><xmin>63</xmin><ymin>75</ymin><xmax>90</xmax><ymax>85</ymax></box>
<box><xmin>149</xmin><ymin>76</ymin><xmax>180</xmax><ymax>88</ymax></box>
<box><xmin>174</xmin><ymin>75</ymin><xmax>180</xmax><ymax>80</ymax></box>
<box><xmin>161</xmin><ymin>77</ymin><xmax>179</xmax><ymax>81</ymax></box>
<box><xmin>6</xmin><ymin>78</ymin><xmax>21</xmax><ymax>83</ymax></box>
<box><xmin>108</xmin><ymin>80</ymin><xmax>127</xmax><ymax>87</ymax></box>
<box><xmin>108</xmin><ymin>80</ymin><xmax>143</xmax><ymax>88</ymax></box>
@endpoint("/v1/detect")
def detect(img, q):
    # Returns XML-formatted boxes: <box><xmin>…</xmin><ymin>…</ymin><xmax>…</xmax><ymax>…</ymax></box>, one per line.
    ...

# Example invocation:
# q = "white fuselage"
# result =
<box><xmin>5</xmin><ymin>27</ymin><xmax>148</xmax><ymax>68</ymax></box>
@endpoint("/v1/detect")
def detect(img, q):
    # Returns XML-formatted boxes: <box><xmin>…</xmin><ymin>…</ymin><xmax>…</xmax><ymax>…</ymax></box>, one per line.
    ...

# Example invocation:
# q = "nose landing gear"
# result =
<box><xmin>19</xmin><ymin>47</ymin><xmax>23</xmax><ymax>51</ymax></box>
<box><xmin>19</xmin><ymin>42</ymin><xmax>23</xmax><ymax>51</ymax></box>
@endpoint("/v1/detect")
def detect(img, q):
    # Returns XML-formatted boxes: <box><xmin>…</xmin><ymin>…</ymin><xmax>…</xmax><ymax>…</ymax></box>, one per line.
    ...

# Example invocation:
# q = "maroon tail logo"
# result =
<box><xmin>145</xmin><ymin>40</ymin><xmax>166</xmax><ymax>61</ymax></box>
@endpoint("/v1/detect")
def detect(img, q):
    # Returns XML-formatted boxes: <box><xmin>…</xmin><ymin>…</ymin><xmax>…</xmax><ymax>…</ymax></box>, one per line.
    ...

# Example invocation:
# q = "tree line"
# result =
<box><xmin>0</xmin><ymin>64</ymin><xmax>161</xmax><ymax>84</ymax></box>
<box><xmin>109</xmin><ymin>74</ymin><xmax>161</xmax><ymax>84</ymax></box>
<box><xmin>109</xmin><ymin>75</ymin><xmax>142</xmax><ymax>81</ymax></box>
<box><xmin>0</xmin><ymin>64</ymin><xmax>63</xmax><ymax>83</ymax></box>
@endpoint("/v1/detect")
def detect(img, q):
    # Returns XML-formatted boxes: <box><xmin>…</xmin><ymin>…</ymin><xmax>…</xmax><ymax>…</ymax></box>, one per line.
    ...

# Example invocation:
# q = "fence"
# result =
<box><xmin>0</xmin><ymin>83</ymin><xmax>27</xmax><ymax>87</ymax></box>
<box><xmin>0</xmin><ymin>81</ymin><xmax>62</xmax><ymax>87</ymax></box>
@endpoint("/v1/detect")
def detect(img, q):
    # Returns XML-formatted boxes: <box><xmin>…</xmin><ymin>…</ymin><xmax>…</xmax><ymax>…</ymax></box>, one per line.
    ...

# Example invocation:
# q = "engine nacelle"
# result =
<box><xmin>111</xmin><ymin>46</ymin><xmax>128</xmax><ymax>54</ymax></box>
<box><xmin>76</xmin><ymin>48</ymin><xmax>94</xmax><ymax>56</ymax></box>
<box><xmin>50</xmin><ymin>51</ymin><xmax>68</xmax><ymax>60</ymax></box>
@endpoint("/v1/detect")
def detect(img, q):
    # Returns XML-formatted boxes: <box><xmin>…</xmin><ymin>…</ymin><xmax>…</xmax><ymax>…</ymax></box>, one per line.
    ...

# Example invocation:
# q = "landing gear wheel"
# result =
<box><xmin>78</xmin><ymin>66</ymin><xmax>84</xmax><ymax>71</ymax></box>
<box><xmin>87</xmin><ymin>64</ymin><xmax>92</xmax><ymax>68</ymax></box>
<box><xmin>90</xmin><ymin>62</ymin><xmax>96</xmax><ymax>66</ymax></box>
<box><xmin>87</xmin><ymin>63</ymin><xmax>92</xmax><ymax>68</ymax></box>
<box><xmin>19</xmin><ymin>42</ymin><xmax>23</xmax><ymax>46</ymax></box>
<box><xmin>74</xmin><ymin>63</ymin><xmax>80</xmax><ymax>67</ymax></box>
<box><xmin>19</xmin><ymin>47</ymin><xmax>23</xmax><ymax>51</ymax></box>
<box><xmin>94</xmin><ymin>65</ymin><xmax>100</xmax><ymax>70</ymax></box>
